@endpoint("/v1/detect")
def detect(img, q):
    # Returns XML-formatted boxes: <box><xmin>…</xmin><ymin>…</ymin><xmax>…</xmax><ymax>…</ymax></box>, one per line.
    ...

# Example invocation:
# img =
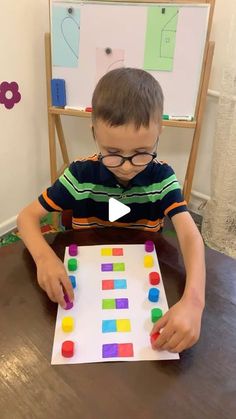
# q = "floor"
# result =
<box><xmin>0</xmin><ymin>213</ymin><xmax>61</xmax><ymax>247</ymax></box>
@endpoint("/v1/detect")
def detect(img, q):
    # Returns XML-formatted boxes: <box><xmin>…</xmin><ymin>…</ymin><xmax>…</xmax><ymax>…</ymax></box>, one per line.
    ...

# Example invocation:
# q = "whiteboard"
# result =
<box><xmin>50</xmin><ymin>1</ymin><xmax>210</xmax><ymax>116</ymax></box>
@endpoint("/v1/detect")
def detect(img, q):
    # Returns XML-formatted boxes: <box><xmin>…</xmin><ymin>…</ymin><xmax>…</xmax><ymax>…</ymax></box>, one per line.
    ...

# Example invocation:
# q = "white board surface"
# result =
<box><xmin>51</xmin><ymin>244</ymin><xmax>179</xmax><ymax>364</ymax></box>
<box><xmin>51</xmin><ymin>1</ymin><xmax>209</xmax><ymax>117</ymax></box>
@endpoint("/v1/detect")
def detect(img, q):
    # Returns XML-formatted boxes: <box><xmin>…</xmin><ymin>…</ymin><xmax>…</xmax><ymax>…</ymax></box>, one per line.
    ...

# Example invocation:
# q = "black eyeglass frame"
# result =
<box><xmin>92</xmin><ymin>127</ymin><xmax>159</xmax><ymax>168</ymax></box>
<box><xmin>97</xmin><ymin>150</ymin><xmax>157</xmax><ymax>168</ymax></box>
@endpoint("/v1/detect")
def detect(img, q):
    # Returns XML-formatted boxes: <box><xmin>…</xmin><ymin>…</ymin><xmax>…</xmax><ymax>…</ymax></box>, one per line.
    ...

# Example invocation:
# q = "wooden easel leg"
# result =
<box><xmin>55</xmin><ymin>115</ymin><xmax>70</xmax><ymax>168</ymax></box>
<box><xmin>45</xmin><ymin>32</ymin><xmax>69</xmax><ymax>230</ymax></box>
<box><xmin>183</xmin><ymin>41</ymin><xmax>215</xmax><ymax>203</ymax></box>
<box><xmin>48</xmin><ymin>112</ymin><xmax>57</xmax><ymax>183</ymax></box>
<box><xmin>47</xmin><ymin>112</ymin><xmax>59</xmax><ymax>229</ymax></box>
<box><xmin>183</xmin><ymin>123</ymin><xmax>201</xmax><ymax>203</ymax></box>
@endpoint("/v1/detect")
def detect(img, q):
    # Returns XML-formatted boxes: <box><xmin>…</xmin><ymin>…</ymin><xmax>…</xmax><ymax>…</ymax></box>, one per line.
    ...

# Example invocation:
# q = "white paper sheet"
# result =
<box><xmin>51</xmin><ymin>244</ymin><xmax>179</xmax><ymax>364</ymax></box>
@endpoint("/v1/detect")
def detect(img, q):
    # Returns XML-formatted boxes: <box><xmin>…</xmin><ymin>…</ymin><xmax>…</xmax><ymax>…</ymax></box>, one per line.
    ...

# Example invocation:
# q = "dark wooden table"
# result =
<box><xmin>0</xmin><ymin>228</ymin><xmax>236</xmax><ymax>419</ymax></box>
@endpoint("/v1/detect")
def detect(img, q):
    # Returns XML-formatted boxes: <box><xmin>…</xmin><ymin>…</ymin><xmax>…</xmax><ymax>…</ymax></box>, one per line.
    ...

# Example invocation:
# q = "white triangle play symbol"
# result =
<box><xmin>109</xmin><ymin>198</ymin><xmax>131</xmax><ymax>222</ymax></box>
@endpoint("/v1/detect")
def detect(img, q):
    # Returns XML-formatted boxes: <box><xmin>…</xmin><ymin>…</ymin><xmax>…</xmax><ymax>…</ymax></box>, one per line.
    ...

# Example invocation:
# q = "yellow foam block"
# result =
<box><xmin>144</xmin><ymin>255</ymin><xmax>154</xmax><ymax>268</ymax></box>
<box><xmin>101</xmin><ymin>248</ymin><xmax>112</xmax><ymax>256</ymax></box>
<box><xmin>62</xmin><ymin>316</ymin><xmax>74</xmax><ymax>332</ymax></box>
<box><xmin>116</xmin><ymin>319</ymin><xmax>131</xmax><ymax>332</ymax></box>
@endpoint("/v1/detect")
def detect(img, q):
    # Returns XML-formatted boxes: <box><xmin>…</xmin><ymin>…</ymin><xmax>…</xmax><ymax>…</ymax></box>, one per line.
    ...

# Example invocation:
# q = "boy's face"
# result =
<box><xmin>93</xmin><ymin>119</ymin><xmax>161</xmax><ymax>185</ymax></box>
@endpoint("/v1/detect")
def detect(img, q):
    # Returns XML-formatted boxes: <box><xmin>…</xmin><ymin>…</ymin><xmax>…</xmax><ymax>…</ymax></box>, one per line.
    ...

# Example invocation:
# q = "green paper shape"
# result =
<box><xmin>102</xmin><ymin>299</ymin><xmax>116</xmax><ymax>309</ymax></box>
<box><xmin>113</xmin><ymin>263</ymin><xmax>125</xmax><ymax>272</ymax></box>
<box><xmin>144</xmin><ymin>6</ymin><xmax>179</xmax><ymax>71</ymax></box>
<box><xmin>52</xmin><ymin>5</ymin><xmax>80</xmax><ymax>68</ymax></box>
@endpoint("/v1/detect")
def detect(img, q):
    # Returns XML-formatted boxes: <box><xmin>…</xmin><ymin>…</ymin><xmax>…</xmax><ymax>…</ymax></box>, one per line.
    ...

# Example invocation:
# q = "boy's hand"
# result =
<box><xmin>150</xmin><ymin>297</ymin><xmax>204</xmax><ymax>353</ymax></box>
<box><xmin>36</xmin><ymin>254</ymin><xmax>74</xmax><ymax>308</ymax></box>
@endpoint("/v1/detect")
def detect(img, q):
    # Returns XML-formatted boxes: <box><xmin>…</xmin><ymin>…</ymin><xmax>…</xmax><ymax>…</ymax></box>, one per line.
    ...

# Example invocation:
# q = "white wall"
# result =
<box><xmin>0</xmin><ymin>0</ymin><xmax>234</xmax><ymax>234</ymax></box>
<box><xmin>0</xmin><ymin>0</ymin><xmax>50</xmax><ymax>233</ymax></box>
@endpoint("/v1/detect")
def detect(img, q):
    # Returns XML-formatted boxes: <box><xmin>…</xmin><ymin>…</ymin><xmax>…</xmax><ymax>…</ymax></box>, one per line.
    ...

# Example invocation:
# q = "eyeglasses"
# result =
<box><xmin>92</xmin><ymin>127</ymin><xmax>159</xmax><ymax>168</ymax></box>
<box><xmin>98</xmin><ymin>151</ymin><xmax>157</xmax><ymax>168</ymax></box>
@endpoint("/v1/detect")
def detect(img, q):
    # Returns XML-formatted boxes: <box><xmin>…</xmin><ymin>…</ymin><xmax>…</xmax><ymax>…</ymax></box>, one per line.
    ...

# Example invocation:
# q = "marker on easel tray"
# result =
<box><xmin>64</xmin><ymin>106</ymin><xmax>86</xmax><ymax>111</ymax></box>
<box><xmin>163</xmin><ymin>115</ymin><xmax>193</xmax><ymax>121</ymax></box>
<box><xmin>64</xmin><ymin>106</ymin><xmax>92</xmax><ymax>112</ymax></box>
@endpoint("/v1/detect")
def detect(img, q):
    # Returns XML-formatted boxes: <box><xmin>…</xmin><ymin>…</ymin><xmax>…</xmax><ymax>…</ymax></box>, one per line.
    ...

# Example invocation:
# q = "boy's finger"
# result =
<box><xmin>61</xmin><ymin>275</ymin><xmax>74</xmax><ymax>302</ymax></box>
<box><xmin>51</xmin><ymin>280</ymin><xmax>67</xmax><ymax>308</ymax></box>
<box><xmin>37</xmin><ymin>275</ymin><xmax>46</xmax><ymax>291</ymax></box>
<box><xmin>154</xmin><ymin>324</ymin><xmax>175</xmax><ymax>348</ymax></box>
<box><xmin>150</xmin><ymin>312</ymin><xmax>168</xmax><ymax>335</ymax></box>
<box><xmin>160</xmin><ymin>331</ymin><xmax>182</xmax><ymax>351</ymax></box>
<box><xmin>169</xmin><ymin>337</ymin><xmax>188</xmax><ymax>353</ymax></box>
<box><xmin>45</xmin><ymin>283</ymin><xmax>57</xmax><ymax>303</ymax></box>
<box><xmin>150</xmin><ymin>331</ymin><xmax>160</xmax><ymax>347</ymax></box>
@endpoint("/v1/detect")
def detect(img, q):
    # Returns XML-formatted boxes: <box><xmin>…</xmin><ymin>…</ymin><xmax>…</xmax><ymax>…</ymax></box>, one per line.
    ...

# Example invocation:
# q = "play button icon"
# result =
<box><xmin>109</xmin><ymin>198</ymin><xmax>131</xmax><ymax>222</ymax></box>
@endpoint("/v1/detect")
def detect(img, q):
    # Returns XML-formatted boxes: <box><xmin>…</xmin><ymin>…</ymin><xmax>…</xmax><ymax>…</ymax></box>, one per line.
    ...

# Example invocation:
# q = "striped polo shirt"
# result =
<box><xmin>38</xmin><ymin>154</ymin><xmax>187</xmax><ymax>232</ymax></box>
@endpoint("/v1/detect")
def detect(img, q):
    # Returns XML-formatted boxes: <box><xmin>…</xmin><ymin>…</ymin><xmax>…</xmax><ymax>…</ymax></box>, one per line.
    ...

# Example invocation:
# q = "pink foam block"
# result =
<box><xmin>69</xmin><ymin>244</ymin><xmax>78</xmax><ymax>257</ymax></box>
<box><xmin>64</xmin><ymin>294</ymin><xmax>73</xmax><ymax>310</ymax></box>
<box><xmin>145</xmin><ymin>240</ymin><xmax>154</xmax><ymax>252</ymax></box>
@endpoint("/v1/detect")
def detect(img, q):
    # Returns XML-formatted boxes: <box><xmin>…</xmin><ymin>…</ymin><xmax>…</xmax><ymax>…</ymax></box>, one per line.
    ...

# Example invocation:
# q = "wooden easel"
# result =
<box><xmin>45</xmin><ymin>0</ymin><xmax>215</xmax><ymax>205</ymax></box>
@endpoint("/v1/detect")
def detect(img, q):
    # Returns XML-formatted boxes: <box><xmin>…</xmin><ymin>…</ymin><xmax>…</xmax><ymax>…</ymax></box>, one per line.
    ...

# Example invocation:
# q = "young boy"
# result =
<box><xmin>17</xmin><ymin>68</ymin><xmax>205</xmax><ymax>353</ymax></box>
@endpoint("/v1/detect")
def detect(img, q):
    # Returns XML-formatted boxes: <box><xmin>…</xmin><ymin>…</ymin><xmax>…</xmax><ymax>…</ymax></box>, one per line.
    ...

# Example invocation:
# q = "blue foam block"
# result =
<box><xmin>148</xmin><ymin>288</ymin><xmax>160</xmax><ymax>303</ymax></box>
<box><xmin>69</xmin><ymin>275</ymin><xmax>76</xmax><ymax>289</ymax></box>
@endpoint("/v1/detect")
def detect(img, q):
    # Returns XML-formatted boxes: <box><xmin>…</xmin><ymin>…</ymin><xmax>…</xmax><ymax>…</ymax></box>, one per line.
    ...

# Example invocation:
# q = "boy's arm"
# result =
<box><xmin>172</xmin><ymin>211</ymin><xmax>205</xmax><ymax>307</ymax></box>
<box><xmin>17</xmin><ymin>200</ymin><xmax>54</xmax><ymax>262</ymax></box>
<box><xmin>17</xmin><ymin>200</ymin><xmax>74</xmax><ymax>307</ymax></box>
<box><xmin>151</xmin><ymin>211</ymin><xmax>205</xmax><ymax>352</ymax></box>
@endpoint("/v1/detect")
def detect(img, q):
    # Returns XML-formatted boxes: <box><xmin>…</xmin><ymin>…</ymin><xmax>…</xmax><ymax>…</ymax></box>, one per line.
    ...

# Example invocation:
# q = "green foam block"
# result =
<box><xmin>68</xmin><ymin>258</ymin><xmax>78</xmax><ymax>271</ymax></box>
<box><xmin>151</xmin><ymin>308</ymin><xmax>163</xmax><ymax>323</ymax></box>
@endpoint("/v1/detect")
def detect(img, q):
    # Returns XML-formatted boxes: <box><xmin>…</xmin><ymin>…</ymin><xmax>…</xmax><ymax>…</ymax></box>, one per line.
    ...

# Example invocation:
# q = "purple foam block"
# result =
<box><xmin>145</xmin><ymin>240</ymin><xmax>154</xmax><ymax>252</ymax></box>
<box><xmin>116</xmin><ymin>298</ymin><xmax>129</xmax><ymax>309</ymax></box>
<box><xmin>69</xmin><ymin>244</ymin><xmax>78</xmax><ymax>257</ymax></box>
<box><xmin>64</xmin><ymin>294</ymin><xmax>73</xmax><ymax>310</ymax></box>
<box><xmin>64</xmin><ymin>294</ymin><xmax>70</xmax><ymax>303</ymax></box>
<box><xmin>65</xmin><ymin>301</ymin><xmax>74</xmax><ymax>310</ymax></box>
<box><xmin>102</xmin><ymin>343</ymin><xmax>118</xmax><ymax>358</ymax></box>
<box><xmin>101</xmin><ymin>263</ymin><xmax>113</xmax><ymax>272</ymax></box>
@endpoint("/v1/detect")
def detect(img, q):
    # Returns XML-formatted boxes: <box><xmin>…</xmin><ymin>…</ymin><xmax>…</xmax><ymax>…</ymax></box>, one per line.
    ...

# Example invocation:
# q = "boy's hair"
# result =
<box><xmin>92</xmin><ymin>67</ymin><xmax>164</xmax><ymax>129</ymax></box>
